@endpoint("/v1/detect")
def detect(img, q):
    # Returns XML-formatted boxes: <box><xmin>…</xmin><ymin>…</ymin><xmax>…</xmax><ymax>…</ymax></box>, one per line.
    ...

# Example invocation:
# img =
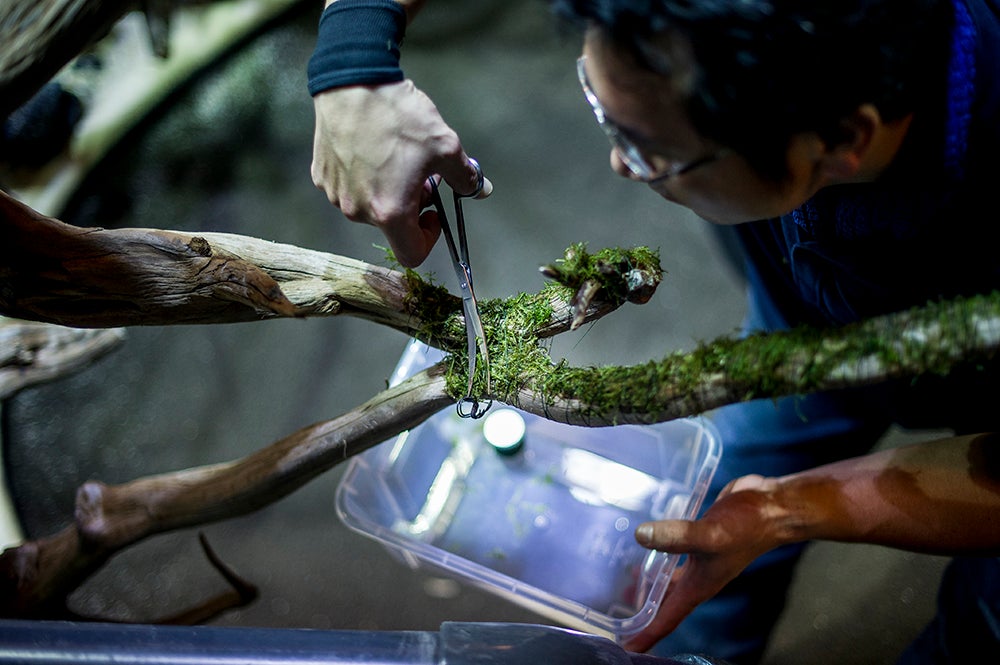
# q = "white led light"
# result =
<box><xmin>482</xmin><ymin>409</ymin><xmax>526</xmax><ymax>454</ymax></box>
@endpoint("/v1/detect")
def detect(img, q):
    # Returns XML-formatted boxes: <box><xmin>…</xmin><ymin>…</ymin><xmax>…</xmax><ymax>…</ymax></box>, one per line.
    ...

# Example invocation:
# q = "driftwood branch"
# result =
<box><xmin>0</xmin><ymin>1</ymin><xmax>259</xmax><ymax>121</ymax></box>
<box><xmin>0</xmin><ymin>191</ymin><xmax>631</xmax><ymax>617</ymax></box>
<box><xmin>5</xmin><ymin>289</ymin><xmax>998</xmax><ymax>618</ymax></box>
<box><xmin>4</xmin><ymin>188</ymin><xmax>999</xmax><ymax>619</ymax></box>
<box><xmin>512</xmin><ymin>291</ymin><xmax>1000</xmax><ymax>425</ymax></box>
<box><xmin>0</xmin><ymin>365</ymin><xmax>452</xmax><ymax>618</ymax></box>
<box><xmin>0</xmin><ymin>317</ymin><xmax>125</xmax><ymax>399</ymax></box>
<box><xmin>0</xmin><ymin>0</ymin><xmax>136</xmax><ymax>119</ymax></box>
<box><xmin>0</xmin><ymin>189</ymin><xmax>612</xmax><ymax>339</ymax></box>
<box><xmin>0</xmin><ymin>188</ymin><xmax>421</xmax><ymax>330</ymax></box>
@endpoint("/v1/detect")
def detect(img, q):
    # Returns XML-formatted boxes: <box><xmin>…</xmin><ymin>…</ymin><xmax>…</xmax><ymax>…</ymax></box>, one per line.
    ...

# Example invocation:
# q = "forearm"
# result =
<box><xmin>773</xmin><ymin>432</ymin><xmax>1000</xmax><ymax>554</ymax></box>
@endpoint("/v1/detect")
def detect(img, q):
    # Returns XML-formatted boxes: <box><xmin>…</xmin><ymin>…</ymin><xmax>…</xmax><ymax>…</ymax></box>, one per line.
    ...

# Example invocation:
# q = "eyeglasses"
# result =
<box><xmin>576</xmin><ymin>56</ymin><xmax>724</xmax><ymax>183</ymax></box>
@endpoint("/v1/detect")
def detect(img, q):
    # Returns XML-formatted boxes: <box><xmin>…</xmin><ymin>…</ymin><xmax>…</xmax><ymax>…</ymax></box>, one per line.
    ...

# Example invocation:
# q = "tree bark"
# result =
<box><xmin>0</xmin><ymin>365</ymin><xmax>452</xmax><ymax>618</ymax></box>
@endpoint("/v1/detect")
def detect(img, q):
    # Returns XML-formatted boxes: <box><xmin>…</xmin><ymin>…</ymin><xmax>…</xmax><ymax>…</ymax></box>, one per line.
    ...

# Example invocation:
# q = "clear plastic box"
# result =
<box><xmin>336</xmin><ymin>340</ymin><xmax>721</xmax><ymax>642</ymax></box>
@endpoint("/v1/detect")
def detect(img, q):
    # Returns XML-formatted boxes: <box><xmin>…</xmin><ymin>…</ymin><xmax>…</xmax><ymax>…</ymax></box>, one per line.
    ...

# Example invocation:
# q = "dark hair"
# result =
<box><xmin>550</xmin><ymin>0</ymin><xmax>953</xmax><ymax>179</ymax></box>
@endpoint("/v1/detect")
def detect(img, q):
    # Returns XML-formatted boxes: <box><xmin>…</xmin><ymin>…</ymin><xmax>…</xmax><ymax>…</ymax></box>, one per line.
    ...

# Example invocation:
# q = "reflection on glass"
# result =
<box><xmin>397</xmin><ymin>436</ymin><xmax>475</xmax><ymax>539</ymax></box>
<box><xmin>562</xmin><ymin>448</ymin><xmax>661</xmax><ymax>511</ymax></box>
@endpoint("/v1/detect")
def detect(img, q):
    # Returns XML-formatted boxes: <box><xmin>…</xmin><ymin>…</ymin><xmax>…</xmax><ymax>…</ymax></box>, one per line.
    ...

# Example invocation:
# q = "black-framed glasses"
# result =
<box><xmin>577</xmin><ymin>56</ymin><xmax>724</xmax><ymax>183</ymax></box>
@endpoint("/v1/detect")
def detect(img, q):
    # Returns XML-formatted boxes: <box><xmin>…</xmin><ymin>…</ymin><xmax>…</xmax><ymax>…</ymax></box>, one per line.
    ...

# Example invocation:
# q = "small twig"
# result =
<box><xmin>153</xmin><ymin>533</ymin><xmax>258</xmax><ymax>625</ymax></box>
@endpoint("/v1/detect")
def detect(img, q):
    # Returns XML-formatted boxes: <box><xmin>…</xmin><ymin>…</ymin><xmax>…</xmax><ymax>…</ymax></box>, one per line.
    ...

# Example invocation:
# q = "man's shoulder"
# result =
<box><xmin>967</xmin><ymin>0</ymin><xmax>1000</xmax><ymax>102</ymax></box>
<box><xmin>961</xmin><ymin>0</ymin><xmax>1000</xmax><ymax>173</ymax></box>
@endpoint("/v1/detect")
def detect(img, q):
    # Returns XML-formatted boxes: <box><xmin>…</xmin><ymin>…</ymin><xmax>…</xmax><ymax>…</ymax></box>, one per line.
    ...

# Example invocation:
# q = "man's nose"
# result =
<box><xmin>610</xmin><ymin>149</ymin><xmax>642</xmax><ymax>180</ymax></box>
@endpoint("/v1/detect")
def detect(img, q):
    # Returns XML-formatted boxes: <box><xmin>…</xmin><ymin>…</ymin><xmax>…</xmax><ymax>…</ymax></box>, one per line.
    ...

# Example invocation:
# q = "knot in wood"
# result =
<box><xmin>187</xmin><ymin>237</ymin><xmax>213</xmax><ymax>257</ymax></box>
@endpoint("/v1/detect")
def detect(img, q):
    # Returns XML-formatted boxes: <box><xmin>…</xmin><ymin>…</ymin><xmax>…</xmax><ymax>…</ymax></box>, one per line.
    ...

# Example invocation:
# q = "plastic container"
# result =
<box><xmin>336</xmin><ymin>340</ymin><xmax>721</xmax><ymax>642</ymax></box>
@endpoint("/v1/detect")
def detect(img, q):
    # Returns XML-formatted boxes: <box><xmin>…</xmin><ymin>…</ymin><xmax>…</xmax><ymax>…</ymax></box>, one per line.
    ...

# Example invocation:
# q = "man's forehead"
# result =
<box><xmin>583</xmin><ymin>26</ymin><xmax>696</xmax><ymax>97</ymax></box>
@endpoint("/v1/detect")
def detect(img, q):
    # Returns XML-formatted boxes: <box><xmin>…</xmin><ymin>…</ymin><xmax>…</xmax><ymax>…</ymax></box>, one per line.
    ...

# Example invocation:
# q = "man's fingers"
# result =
<box><xmin>437</xmin><ymin>152</ymin><xmax>494</xmax><ymax>199</ymax></box>
<box><xmin>381</xmin><ymin>210</ymin><xmax>439</xmax><ymax>268</ymax></box>
<box><xmin>635</xmin><ymin>519</ymin><xmax>704</xmax><ymax>553</ymax></box>
<box><xmin>620</xmin><ymin>568</ymin><xmax>695</xmax><ymax>652</ymax></box>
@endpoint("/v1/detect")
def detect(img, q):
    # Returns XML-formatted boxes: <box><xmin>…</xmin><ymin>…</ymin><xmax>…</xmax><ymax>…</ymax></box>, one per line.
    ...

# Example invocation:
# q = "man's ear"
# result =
<box><xmin>817</xmin><ymin>104</ymin><xmax>880</xmax><ymax>181</ymax></box>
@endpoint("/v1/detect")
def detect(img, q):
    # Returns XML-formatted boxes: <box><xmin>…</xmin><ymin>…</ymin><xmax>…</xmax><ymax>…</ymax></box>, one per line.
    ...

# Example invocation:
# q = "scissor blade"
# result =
<box><xmin>465</xmin><ymin>304</ymin><xmax>478</xmax><ymax>395</ymax></box>
<box><xmin>464</xmin><ymin>295</ymin><xmax>490</xmax><ymax>368</ymax></box>
<box><xmin>455</xmin><ymin>263</ymin><xmax>484</xmax><ymax>391</ymax></box>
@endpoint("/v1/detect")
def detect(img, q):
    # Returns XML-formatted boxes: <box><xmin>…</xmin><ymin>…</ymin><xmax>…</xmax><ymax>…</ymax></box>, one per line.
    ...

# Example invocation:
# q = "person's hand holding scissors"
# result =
<box><xmin>308</xmin><ymin>0</ymin><xmax>492</xmax><ymax>268</ymax></box>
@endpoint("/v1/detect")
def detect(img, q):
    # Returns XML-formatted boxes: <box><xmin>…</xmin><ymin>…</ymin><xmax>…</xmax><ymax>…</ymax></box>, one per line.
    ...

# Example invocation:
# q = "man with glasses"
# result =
<box><xmin>307</xmin><ymin>1</ymin><xmax>1000</xmax><ymax>663</ymax></box>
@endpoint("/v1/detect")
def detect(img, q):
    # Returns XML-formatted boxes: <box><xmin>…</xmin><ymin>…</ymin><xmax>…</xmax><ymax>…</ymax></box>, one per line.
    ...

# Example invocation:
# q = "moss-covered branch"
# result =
<box><xmin>389</xmin><ymin>241</ymin><xmax>1000</xmax><ymax>427</ymax></box>
<box><xmin>505</xmin><ymin>291</ymin><xmax>1000</xmax><ymax>426</ymax></box>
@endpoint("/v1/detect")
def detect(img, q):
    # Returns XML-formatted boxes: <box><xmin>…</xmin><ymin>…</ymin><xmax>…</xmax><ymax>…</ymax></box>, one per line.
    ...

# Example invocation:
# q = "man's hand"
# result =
<box><xmin>311</xmin><ymin>79</ymin><xmax>492</xmax><ymax>267</ymax></box>
<box><xmin>623</xmin><ymin>474</ymin><xmax>789</xmax><ymax>653</ymax></box>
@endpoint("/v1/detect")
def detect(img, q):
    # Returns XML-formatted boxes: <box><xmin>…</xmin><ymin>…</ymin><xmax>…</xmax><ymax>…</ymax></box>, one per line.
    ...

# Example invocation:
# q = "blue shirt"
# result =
<box><xmin>735</xmin><ymin>0</ymin><xmax>1000</xmax><ymax>329</ymax></box>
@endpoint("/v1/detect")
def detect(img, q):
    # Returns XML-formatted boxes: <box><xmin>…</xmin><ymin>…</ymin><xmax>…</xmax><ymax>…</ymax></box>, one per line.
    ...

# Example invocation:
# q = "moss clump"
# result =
<box><xmin>400</xmin><ymin>267</ymin><xmax>466</xmax><ymax>343</ymax></box>
<box><xmin>398</xmin><ymin>244</ymin><xmax>669</xmax><ymax>404</ymax></box>
<box><xmin>395</xmin><ymin>233</ymin><xmax>1000</xmax><ymax>423</ymax></box>
<box><xmin>541</xmin><ymin>243</ymin><xmax>663</xmax><ymax>306</ymax></box>
<box><xmin>470</xmin><ymin>286</ymin><xmax>565</xmax><ymax>399</ymax></box>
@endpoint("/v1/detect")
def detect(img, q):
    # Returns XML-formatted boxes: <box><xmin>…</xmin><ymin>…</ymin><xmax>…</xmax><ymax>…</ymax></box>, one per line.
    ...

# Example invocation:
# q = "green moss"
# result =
<box><xmin>400</xmin><ymin>244</ymin><xmax>669</xmax><ymax>404</ymax></box>
<box><xmin>511</xmin><ymin>292</ymin><xmax>998</xmax><ymax>420</ymax></box>
<box><xmin>396</xmin><ymin>265</ymin><xmax>553</xmax><ymax>399</ymax></box>
<box><xmin>541</xmin><ymin>243</ymin><xmax>663</xmax><ymax>305</ymax></box>
<box><xmin>400</xmin><ymin>268</ymin><xmax>466</xmax><ymax>343</ymax></box>
<box><xmin>400</xmin><ymin>244</ymin><xmax>1000</xmax><ymax>421</ymax></box>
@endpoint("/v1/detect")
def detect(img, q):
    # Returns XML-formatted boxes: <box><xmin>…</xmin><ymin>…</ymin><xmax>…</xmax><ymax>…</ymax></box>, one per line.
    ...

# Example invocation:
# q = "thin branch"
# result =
<box><xmin>0</xmin><ymin>317</ymin><xmax>125</xmax><ymax>399</ymax></box>
<box><xmin>0</xmin><ymin>365</ymin><xmax>452</xmax><ymax>618</ymax></box>
<box><xmin>151</xmin><ymin>533</ymin><xmax>259</xmax><ymax>625</ymax></box>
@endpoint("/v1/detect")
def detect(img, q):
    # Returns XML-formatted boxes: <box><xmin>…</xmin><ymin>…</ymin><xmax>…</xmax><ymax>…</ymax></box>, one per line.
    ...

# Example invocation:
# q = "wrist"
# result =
<box><xmin>308</xmin><ymin>0</ymin><xmax>407</xmax><ymax>96</ymax></box>
<box><xmin>768</xmin><ymin>474</ymin><xmax>839</xmax><ymax>545</ymax></box>
<box><xmin>324</xmin><ymin>0</ymin><xmax>424</xmax><ymax>22</ymax></box>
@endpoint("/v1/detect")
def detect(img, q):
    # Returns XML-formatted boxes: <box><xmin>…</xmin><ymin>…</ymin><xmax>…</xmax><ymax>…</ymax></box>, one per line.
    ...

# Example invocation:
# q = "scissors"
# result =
<box><xmin>427</xmin><ymin>158</ymin><xmax>493</xmax><ymax>419</ymax></box>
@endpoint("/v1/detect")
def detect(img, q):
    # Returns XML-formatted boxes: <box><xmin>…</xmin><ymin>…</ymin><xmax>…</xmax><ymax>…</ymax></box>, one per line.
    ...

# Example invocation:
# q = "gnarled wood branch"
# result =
<box><xmin>0</xmin><ymin>189</ymin><xmax>612</xmax><ymax>338</ymax></box>
<box><xmin>4</xmin><ymin>287</ymin><xmax>998</xmax><ymax>618</ymax></box>
<box><xmin>4</xmin><ymin>188</ymin><xmax>999</xmax><ymax>620</ymax></box>
<box><xmin>512</xmin><ymin>291</ymin><xmax>1000</xmax><ymax>425</ymax></box>
<box><xmin>0</xmin><ymin>365</ymin><xmax>452</xmax><ymax>618</ymax></box>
